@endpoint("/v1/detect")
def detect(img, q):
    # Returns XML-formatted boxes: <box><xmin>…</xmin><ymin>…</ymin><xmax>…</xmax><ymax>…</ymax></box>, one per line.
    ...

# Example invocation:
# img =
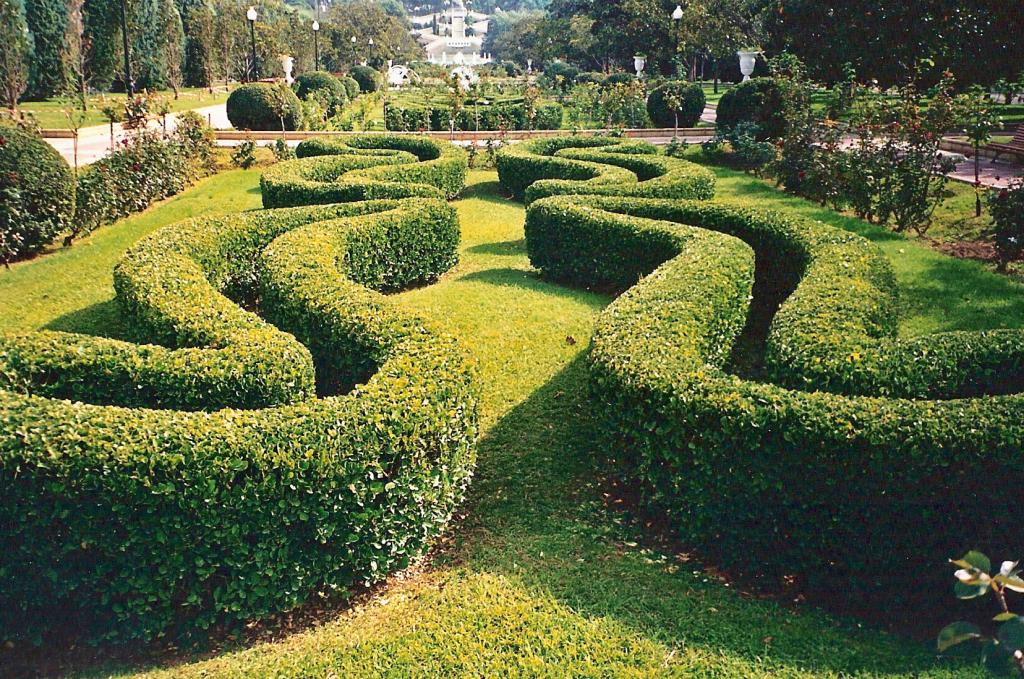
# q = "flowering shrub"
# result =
<box><xmin>989</xmin><ymin>180</ymin><xmax>1024</xmax><ymax>272</ymax></box>
<box><xmin>232</xmin><ymin>135</ymin><xmax>257</xmax><ymax>169</ymax></box>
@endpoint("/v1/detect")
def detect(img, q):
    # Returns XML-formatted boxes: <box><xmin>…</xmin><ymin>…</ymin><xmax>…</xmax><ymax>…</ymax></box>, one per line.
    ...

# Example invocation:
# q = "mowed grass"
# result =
<box><xmin>18</xmin><ymin>87</ymin><xmax>230</xmax><ymax>130</ymax></box>
<box><xmin>4</xmin><ymin>167</ymin><xmax>1014</xmax><ymax>677</ymax></box>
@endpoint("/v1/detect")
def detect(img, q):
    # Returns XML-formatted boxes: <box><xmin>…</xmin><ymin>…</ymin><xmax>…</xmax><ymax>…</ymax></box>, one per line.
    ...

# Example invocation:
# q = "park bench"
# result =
<box><xmin>991</xmin><ymin>124</ymin><xmax>1024</xmax><ymax>162</ymax></box>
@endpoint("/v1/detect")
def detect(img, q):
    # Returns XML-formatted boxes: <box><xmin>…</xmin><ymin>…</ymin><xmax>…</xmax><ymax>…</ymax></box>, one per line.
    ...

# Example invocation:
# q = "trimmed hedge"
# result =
<box><xmin>715</xmin><ymin>77</ymin><xmax>789</xmax><ymax>140</ymax></box>
<box><xmin>294</xmin><ymin>71</ymin><xmax>348</xmax><ymax>117</ymax></box>
<box><xmin>340</xmin><ymin>75</ymin><xmax>360</xmax><ymax>99</ymax></box>
<box><xmin>523</xmin><ymin>193</ymin><xmax>1024</xmax><ymax>598</ymax></box>
<box><xmin>0</xmin><ymin>123</ymin><xmax>75</xmax><ymax>262</ymax></box>
<box><xmin>263</xmin><ymin>135</ymin><xmax>468</xmax><ymax>207</ymax></box>
<box><xmin>349</xmin><ymin>65</ymin><xmax>381</xmax><ymax>93</ymax></box>
<box><xmin>646</xmin><ymin>81</ymin><xmax>705</xmax><ymax>128</ymax></box>
<box><xmin>226</xmin><ymin>82</ymin><xmax>302</xmax><ymax>131</ymax></box>
<box><xmin>0</xmin><ymin>136</ymin><xmax>478</xmax><ymax>644</ymax></box>
<box><xmin>495</xmin><ymin>136</ymin><xmax>715</xmax><ymax>204</ymax></box>
<box><xmin>385</xmin><ymin>99</ymin><xmax>563</xmax><ymax>132</ymax></box>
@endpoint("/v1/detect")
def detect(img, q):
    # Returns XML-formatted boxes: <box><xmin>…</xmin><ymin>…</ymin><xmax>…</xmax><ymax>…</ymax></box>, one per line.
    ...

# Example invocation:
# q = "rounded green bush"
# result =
<box><xmin>340</xmin><ymin>75</ymin><xmax>360</xmax><ymax>99</ymax></box>
<box><xmin>349</xmin><ymin>65</ymin><xmax>381</xmax><ymax>93</ymax></box>
<box><xmin>646</xmin><ymin>81</ymin><xmax>705</xmax><ymax>128</ymax></box>
<box><xmin>0</xmin><ymin>136</ymin><xmax>476</xmax><ymax>643</ymax></box>
<box><xmin>715</xmin><ymin>77</ymin><xmax>789</xmax><ymax>140</ymax></box>
<box><xmin>605</xmin><ymin>72</ymin><xmax>636</xmax><ymax>86</ymax></box>
<box><xmin>226</xmin><ymin>82</ymin><xmax>302</xmax><ymax>131</ymax></box>
<box><xmin>0</xmin><ymin>123</ymin><xmax>75</xmax><ymax>262</ymax></box>
<box><xmin>293</xmin><ymin>71</ymin><xmax>348</xmax><ymax>116</ymax></box>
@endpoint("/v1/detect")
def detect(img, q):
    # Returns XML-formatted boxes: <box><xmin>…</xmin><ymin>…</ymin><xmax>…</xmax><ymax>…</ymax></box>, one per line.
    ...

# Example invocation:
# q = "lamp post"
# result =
<box><xmin>119</xmin><ymin>0</ymin><xmax>133</xmax><ymax>96</ymax></box>
<box><xmin>247</xmin><ymin>6</ymin><xmax>259</xmax><ymax>82</ymax></box>
<box><xmin>671</xmin><ymin>4</ymin><xmax>683</xmax><ymax>80</ymax></box>
<box><xmin>312</xmin><ymin>20</ymin><xmax>320</xmax><ymax>71</ymax></box>
<box><xmin>366</xmin><ymin>37</ymin><xmax>374</xmax><ymax>66</ymax></box>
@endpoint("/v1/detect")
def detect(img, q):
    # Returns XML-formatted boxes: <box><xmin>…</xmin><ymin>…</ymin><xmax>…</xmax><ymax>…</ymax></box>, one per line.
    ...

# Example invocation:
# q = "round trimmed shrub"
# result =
<box><xmin>575</xmin><ymin>71</ymin><xmax>607</xmax><ymax>86</ymax></box>
<box><xmin>543</xmin><ymin>61</ymin><xmax>578</xmax><ymax>86</ymax></box>
<box><xmin>605</xmin><ymin>72</ymin><xmax>636</xmax><ymax>86</ymax></box>
<box><xmin>0</xmin><ymin>123</ymin><xmax>75</xmax><ymax>262</ymax></box>
<box><xmin>294</xmin><ymin>71</ymin><xmax>348</xmax><ymax>116</ymax></box>
<box><xmin>646</xmin><ymin>80</ymin><xmax>706</xmax><ymax>128</ymax></box>
<box><xmin>340</xmin><ymin>75</ymin><xmax>360</xmax><ymax>99</ymax></box>
<box><xmin>715</xmin><ymin>77</ymin><xmax>789</xmax><ymax>140</ymax></box>
<box><xmin>226</xmin><ymin>82</ymin><xmax>302</xmax><ymax>131</ymax></box>
<box><xmin>349</xmin><ymin>65</ymin><xmax>381</xmax><ymax>93</ymax></box>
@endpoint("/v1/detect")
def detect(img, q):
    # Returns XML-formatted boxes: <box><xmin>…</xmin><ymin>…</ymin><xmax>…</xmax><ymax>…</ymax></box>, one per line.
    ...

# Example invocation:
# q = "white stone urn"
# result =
<box><xmin>633</xmin><ymin>54</ymin><xmax>647</xmax><ymax>78</ymax></box>
<box><xmin>280</xmin><ymin>55</ymin><xmax>295</xmax><ymax>85</ymax></box>
<box><xmin>737</xmin><ymin>50</ymin><xmax>758</xmax><ymax>81</ymax></box>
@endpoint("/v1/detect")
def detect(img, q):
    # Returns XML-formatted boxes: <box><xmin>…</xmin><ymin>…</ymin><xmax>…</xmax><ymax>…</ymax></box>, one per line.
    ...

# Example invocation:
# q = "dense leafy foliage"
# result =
<box><xmin>293</xmin><ymin>71</ymin><xmax>348</xmax><ymax>117</ymax></box>
<box><xmin>226</xmin><ymin>82</ymin><xmax>302</xmax><ymax>131</ymax></box>
<box><xmin>646</xmin><ymin>81</ymin><xmax>706</xmax><ymax>128</ymax></box>
<box><xmin>385</xmin><ymin>98</ymin><xmax>563</xmax><ymax>132</ymax></box>
<box><xmin>349</xmin><ymin>65</ymin><xmax>382</xmax><ymax>93</ymax></box>
<box><xmin>0</xmin><ymin>123</ymin><xmax>75</xmax><ymax>264</ymax></box>
<box><xmin>0</xmin><ymin>135</ymin><xmax>477</xmax><ymax>644</ymax></box>
<box><xmin>495</xmin><ymin>136</ymin><xmax>715</xmax><ymax>204</ymax></box>
<box><xmin>522</xmin><ymin>191</ymin><xmax>1024</xmax><ymax>600</ymax></box>
<box><xmin>715</xmin><ymin>77</ymin><xmax>789</xmax><ymax>140</ymax></box>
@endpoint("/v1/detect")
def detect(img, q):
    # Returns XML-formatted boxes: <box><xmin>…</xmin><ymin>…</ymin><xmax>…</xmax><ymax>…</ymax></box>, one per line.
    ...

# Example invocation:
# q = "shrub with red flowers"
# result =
<box><xmin>989</xmin><ymin>180</ymin><xmax>1024</xmax><ymax>272</ymax></box>
<box><xmin>72</xmin><ymin>118</ymin><xmax>215</xmax><ymax>243</ymax></box>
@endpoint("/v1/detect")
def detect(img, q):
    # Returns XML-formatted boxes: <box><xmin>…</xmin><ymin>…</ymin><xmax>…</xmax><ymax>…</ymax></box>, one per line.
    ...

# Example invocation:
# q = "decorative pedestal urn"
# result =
<box><xmin>634</xmin><ymin>54</ymin><xmax>647</xmax><ymax>78</ymax></box>
<box><xmin>737</xmin><ymin>50</ymin><xmax>758</xmax><ymax>81</ymax></box>
<box><xmin>280</xmin><ymin>55</ymin><xmax>295</xmax><ymax>85</ymax></box>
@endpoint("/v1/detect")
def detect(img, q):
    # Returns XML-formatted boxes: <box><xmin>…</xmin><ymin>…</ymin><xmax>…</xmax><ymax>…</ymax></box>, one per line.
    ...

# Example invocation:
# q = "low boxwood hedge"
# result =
<box><xmin>262</xmin><ymin>135</ymin><xmax>468</xmax><ymax>207</ymax></box>
<box><xmin>385</xmin><ymin>99</ymin><xmax>563</xmax><ymax>132</ymax></box>
<box><xmin>495</xmin><ymin>136</ymin><xmax>715</xmax><ymax>204</ymax></box>
<box><xmin>715</xmin><ymin>77</ymin><xmax>790</xmax><ymax>140</ymax></box>
<box><xmin>0</xmin><ymin>137</ymin><xmax>478</xmax><ymax>644</ymax></box>
<box><xmin>523</xmin><ymin>193</ymin><xmax>1024</xmax><ymax>599</ymax></box>
<box><xmin>226</xmin><ymin>82</ymin><xmax>302</xmax><ymax>131</ymax></box>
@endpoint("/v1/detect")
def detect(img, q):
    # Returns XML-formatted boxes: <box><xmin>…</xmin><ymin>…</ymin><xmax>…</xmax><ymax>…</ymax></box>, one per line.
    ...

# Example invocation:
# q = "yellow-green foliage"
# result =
<box><xmin>0</xmin><ymin>138</ymin><xmax>478</xmax><ymax>644</ymax></box>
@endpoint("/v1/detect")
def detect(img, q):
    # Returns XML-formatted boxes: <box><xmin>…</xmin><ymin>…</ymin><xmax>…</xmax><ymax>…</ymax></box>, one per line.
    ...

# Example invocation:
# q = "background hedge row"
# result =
<box><xmin>0</xmin><ymin>136</ymin><xmax>477</xmax><ymax>644</ymax></box>
<box><xmin>385</xmin><ymin>99</ymin><xmax>563</xmax><ymax>132</ymax></box>
<box><xmin>523</xmin><ymin>191</ymin><xmax>1024</xmax><ymax>600</ymax></box>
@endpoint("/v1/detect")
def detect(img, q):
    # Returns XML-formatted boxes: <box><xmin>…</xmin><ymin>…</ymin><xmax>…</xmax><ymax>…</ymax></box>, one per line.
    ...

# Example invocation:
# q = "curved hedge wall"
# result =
<box><xmin>0</xmin><ymin>136</ymin><xmax>477</xmax><ymax>643</ymax></box>
<box><xmin>0</xmin><ymin>123</ymin><xmax>76</xmax><ymax>262</ymax></box>
<box><xmin>523</xmin><ymin>192</ymin><xmax>1024</xmax><ymax>597</ymax></box>
<box><xmin>263</xmin><ymin>135</ymin><xmax>468</xmax><ymax>207</ymax></box>
<box><xmin>646</xmin><ymin>81</ymin><xmax>705</xmax><ymax>128</ymax></box>
<box><xmin>226</xmin><ymin>82</ymin><xmax>302</xmax><ymax>131</ymax></box>
<box><xmin>495</xmin><ymin>136</ymin><xmax>716</xmax><ymax>204</ymax></box>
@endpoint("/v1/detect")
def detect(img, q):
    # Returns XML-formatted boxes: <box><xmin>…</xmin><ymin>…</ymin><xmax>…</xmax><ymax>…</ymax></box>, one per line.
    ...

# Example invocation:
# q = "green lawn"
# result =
<box><xmin>18</xmin><ymin>87</ymin><xmax>230</xmax><ymax>130</ymax></box>
<box><xmin>7</xmin><ymin>163</ymin><xmax>1021</xmax><ymax>677</ymax></box>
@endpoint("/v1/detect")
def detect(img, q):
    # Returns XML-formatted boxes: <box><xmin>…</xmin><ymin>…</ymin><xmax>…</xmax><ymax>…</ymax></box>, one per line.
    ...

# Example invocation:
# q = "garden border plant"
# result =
<box><xmin>0</xmin><ymin>135</ymin><xmax>478</xmax><ymax>645</ymax></box>
<box><xmin>503</xmin><ymin>138</ymin><xmax>1024</xmax><ymax>603</ymax></box>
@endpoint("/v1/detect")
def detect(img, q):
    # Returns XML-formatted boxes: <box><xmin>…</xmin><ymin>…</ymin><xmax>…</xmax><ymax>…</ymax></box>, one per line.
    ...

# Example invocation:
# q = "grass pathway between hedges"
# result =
<box><xmin>6</xmin><ymin>167</ymin><xmax>1022</xmax><ymax>677</ymax></box>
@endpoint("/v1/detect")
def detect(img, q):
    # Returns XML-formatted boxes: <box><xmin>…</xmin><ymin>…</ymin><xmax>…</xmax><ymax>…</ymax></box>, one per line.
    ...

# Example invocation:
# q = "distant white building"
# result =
<box><xmin>411</xmin><ymin>0</ymin><xmax>492</xmax><ymax>66</ymax></box>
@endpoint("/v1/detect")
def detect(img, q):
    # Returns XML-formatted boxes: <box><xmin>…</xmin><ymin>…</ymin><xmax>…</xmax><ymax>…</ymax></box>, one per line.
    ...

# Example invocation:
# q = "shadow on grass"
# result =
<box><xmin>464</xmin><ymin>239</ymin><xmax>526</xmax><ymax>257</ymax></box>
<box><xmin>458</xmin><ymin>180</ymin><xmax>514</xmax><ymax>205</ymax></box>
<box><xmin>456</xmin><ymin>267</ymin><xmax>606</xmax><ymax>307</ymax></box>
<box><xmin>43</xmin><ymin>300</ymin><xmax>134</xmax><ymax>341</ymax></box>
<box><xmin>462</xmin><ymin>353</ymin><xmax>967</xmax><ymax>677</ymax></box>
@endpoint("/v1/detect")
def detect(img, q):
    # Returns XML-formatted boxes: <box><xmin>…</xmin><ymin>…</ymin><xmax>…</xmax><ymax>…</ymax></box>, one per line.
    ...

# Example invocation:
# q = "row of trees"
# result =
<box><xmin>0</xmin><ymin>0</ymin><xmax>422</xmax><ymax>106</ymax></box>
<box><xmin>484</xmin><ymin>0</ymin><xmax>1021</xmax><ymax>88</ymax></box>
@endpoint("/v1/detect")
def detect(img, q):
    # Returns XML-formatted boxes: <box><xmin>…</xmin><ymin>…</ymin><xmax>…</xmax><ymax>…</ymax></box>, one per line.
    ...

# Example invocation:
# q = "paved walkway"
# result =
<box><xmin>947</xmin><ymin>157</ymin><xmax>1024</xmax><ymax>189</ymax></box>
<box><xmin>45</xmin><ymin>104</ymin><xmax>228</xmax><ymax>167</ymax></box>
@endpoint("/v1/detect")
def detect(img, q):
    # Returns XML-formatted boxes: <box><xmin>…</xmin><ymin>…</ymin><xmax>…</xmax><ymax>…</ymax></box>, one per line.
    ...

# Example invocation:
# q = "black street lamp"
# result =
<box><xmin>119</xmin><ymin>0</ymin><xmax>133</xmax><ymax>96</ymax></box>
<box><xmin>312</xmin><ymin>20</ymin><xmax>320</xmax><ymax>71</ymax></box>
<box><xmin>247</xmin><ymin>6</ymin><xmax>259</xmax><ymax>82</ymax></box>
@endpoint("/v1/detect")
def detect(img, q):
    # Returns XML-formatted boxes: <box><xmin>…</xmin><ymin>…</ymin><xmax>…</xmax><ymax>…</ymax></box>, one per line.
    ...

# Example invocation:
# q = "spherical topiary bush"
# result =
<box><xmin>715</xmin><ymin>77</ymin><xmax>789</xmax><ymax>140</ymax></box>
<box><xmin>226</xmin><ymin>82</ymin><xmax>302</xmax><ymax>131</ymax></box>
<box><xmin>340</xmin><ymin>75</ymin><xmax>360</xmax><ymax>99</ymax></box>
<box><xmin>349</xmin><ymin>65</ymin><xmax>381</xmax><ymax>93</ymax></box>
<box><xmin>294</xmin><ymin>71</ymin><xmax>348</xmax><ymax>117</ymax></box>
<box><xmin>0</xmin><ymin>123</ymin><xmax>75</xmax><ymax>263</ymax></box>
<box><xmin>647</xmin><ymin>81</ymin><xmax>706</xmax><ymax>128</ymax></box>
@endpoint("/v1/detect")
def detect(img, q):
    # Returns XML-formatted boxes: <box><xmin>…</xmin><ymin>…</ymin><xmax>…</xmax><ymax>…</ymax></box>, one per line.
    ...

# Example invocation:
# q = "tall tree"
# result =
<box><xmin>181</xmin><ymin>0</ymin><xmax>214</xmax><ymax>87</ymax></box>
<box><xmin>159</xmin><ymin>0</ymin><xmax>184</xmax><ymax>96</ymax></box>
<box><xmin>0</xmin><ymin>0</ymin><xmax>32</xmax><ymax>109</ymax></box>
<box><xmin>65</xmin><ymin>0</ymin><xmax>88</xmax><ymax>102</ymax></box>
<box><xmin>25</xmin><ymin>0</ymin><xmax>71</xmax><ymax>99</ymax></box>
<box><xmin>82</xmin><ymin>0</ymin><xmax>120</xmax><ymax>90</ymax></box>
<box><xmin>131</xmin><ymin>0</ymin><xmax>168</xmax><ymax>89</ymax></box>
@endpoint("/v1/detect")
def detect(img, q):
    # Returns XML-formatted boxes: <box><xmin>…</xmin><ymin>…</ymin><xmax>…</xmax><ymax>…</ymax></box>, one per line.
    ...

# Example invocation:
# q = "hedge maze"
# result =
<box><xmin>502</xmin><ymin>137</ymin><xmax>1024</xmax><ymax>597</ymax></box>
<box><xmin>0</xmin><ymin>137</ymin><xmax>478</xmax><ymax>643</ymax></box>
